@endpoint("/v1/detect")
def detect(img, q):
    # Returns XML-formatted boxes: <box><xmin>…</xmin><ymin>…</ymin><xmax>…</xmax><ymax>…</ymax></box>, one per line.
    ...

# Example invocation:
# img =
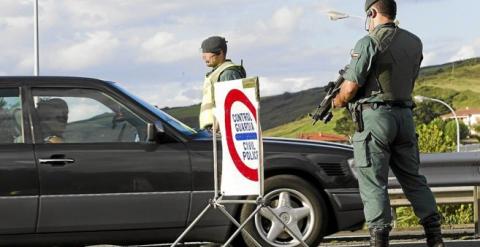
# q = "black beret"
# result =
<box><xmin>201</xmin><ymin>36</ymin><xmax>227</xmax><ymax>54</ymax></box>
<box><xmin>365</xmin><ymin>0</ymin><xmax>380</xmax><ymax>11</ymax></box>
<box><xmin>365</xmin><ymin>0</ymin><xmax>396</xmax><ymax>12</ymax></box>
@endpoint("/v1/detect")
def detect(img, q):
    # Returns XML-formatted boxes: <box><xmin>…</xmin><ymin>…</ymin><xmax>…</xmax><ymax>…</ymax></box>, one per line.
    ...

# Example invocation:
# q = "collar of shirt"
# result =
<box><xmin>374</xmin><ymin>22</ymin><xmax>396</xmax><ymax>31</ymax></box>
<box><xmin>206</xmin><ymin>59</ymin><xmax>232</xmax><ymax>77</ymax></box>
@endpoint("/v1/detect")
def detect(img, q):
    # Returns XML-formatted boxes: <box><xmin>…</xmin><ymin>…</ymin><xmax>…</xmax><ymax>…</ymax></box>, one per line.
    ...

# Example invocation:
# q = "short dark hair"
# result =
<box><xmin>373</xmin><ymin>0</ymin><xmax>397</xmax><ymax>20</ymax></box>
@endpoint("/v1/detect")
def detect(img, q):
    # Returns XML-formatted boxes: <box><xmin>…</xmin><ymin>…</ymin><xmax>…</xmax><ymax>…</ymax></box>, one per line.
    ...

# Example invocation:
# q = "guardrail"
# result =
<box><xmin>461</xmin><ymin>144</ymin><xmax>480</xmax><ymax>152</ymax></box>
<box><xmin>389</xmin><ymin>186</ymin><xmax>477</xmax><ymax>230</ymax></box>
<box><xmin>387</xmin><ymin>151</ymin><xmax>480</xmax><ymax>235</ymax></box>
<box><xmin>389</xmin><ymin>186</ymin><xmax>474</xmax><ymax>206</ymax></box>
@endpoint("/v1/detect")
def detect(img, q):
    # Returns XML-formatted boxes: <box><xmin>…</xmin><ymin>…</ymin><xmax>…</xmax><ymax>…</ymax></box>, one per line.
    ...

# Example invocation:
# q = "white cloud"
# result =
<box><xmin>422</xmin><ymin>51</ymin><xmax>438</xmax><ymax>66</ymax></box>
<box><xmin>39</xmin><ymin>0</ymin><xmax>187</xmax><ymax>29</ymax></box>
<box><xmin>259</xmin><ymin>76</ymin><xmax>317</xmax><ymax>96</ymax></box>
<box><xmin>139</xmin><ymin>32</ymin><xmax>200</xmax><ymax>63</ymax></box>
<box><xmin>0</xmin><ymin>0</ymin><xmax>477</xmax><ymax>108</ymax></box>
<box><xmin>450</xmin><ymin>38</ymin><xmax>480</xmax><ymax>62</ymax></box>
<box><xmin>2</xmin><ymin>16</ymin><xmax>31</xmax><ymax>29</ymax></box>
<box><xmin>255</xmin><ymin>6</ymin><xmax>304</xmax><ymax>42</ymax></box>
<box><xmin>47</xmin><ymin>31</ymin><xmax>120</xmax><ymax>70</ymax></box>
<box><xmin>65</xmin><ymin>98</ymin><xmax>111</xmax><ymax>123</ymax></box>
<box><xmin>269</xmin><ymin>7</ymin><xmax>304</xmax><ymax>32</ymax></box>
<box><xmin>17</xmin><ymin>56</ymin><xmax>33</xmax><ymax>70</ymax></box>
<box><xmin>124</xmin><ymin>82</ymin><xmax>202</xmax><ymax>108</ymax></box>
<box><xmin>215</xmin><ymin>5</ymin><xmax>307</xmax><ymax>53</ymax></box>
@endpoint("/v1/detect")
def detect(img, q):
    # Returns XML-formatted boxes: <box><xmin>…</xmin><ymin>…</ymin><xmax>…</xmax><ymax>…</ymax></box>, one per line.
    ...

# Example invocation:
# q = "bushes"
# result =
<box><xmin>444</xmin><ymin>120</ymin><xmax>470</xmax><ymax>140</ymax></box>
<box><xmin>393</xmin><ymin>119</ymin><xmax>463</xmax><ymax>229</ymax></box>
<box><xmin>416</xmin><ymin>120</ymin><xmax>455</xmax><ymax>153</ymax></box>
<box><xmin>475</xmin><ymin>125</ymin><xmax>480</xmax><ymax>140</ymax></box>
<box><xmin>395</xmin><ymin>204</ymin><xmax>473</xmax><ymax>228</ymax></box>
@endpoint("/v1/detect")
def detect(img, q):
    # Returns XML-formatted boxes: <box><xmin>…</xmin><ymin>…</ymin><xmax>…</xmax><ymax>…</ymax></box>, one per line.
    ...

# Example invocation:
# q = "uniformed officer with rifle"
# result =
<box><xmin>332</xmin><ymin>1</ymin><xmax>445</xmax><ymax>246</ymax></box>
<box><xmin>199</xmin><ymin>36</ymin><xmax>246</xmax><ymax>130</ymax></box>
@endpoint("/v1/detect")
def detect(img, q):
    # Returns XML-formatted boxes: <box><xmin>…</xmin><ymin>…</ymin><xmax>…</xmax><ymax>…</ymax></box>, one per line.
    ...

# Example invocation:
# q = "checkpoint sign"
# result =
<box><xmin>215</xmin><ymin>77</ymin><xmax>261</xmax><ymax>196</ymax></box>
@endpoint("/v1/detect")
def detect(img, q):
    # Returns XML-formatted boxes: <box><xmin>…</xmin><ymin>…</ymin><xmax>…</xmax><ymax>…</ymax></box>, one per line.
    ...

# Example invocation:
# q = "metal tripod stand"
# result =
<box><xmin>171</xmin><ymin>118</ymin><xmax>309</xmax><ymax>247</ymax></box>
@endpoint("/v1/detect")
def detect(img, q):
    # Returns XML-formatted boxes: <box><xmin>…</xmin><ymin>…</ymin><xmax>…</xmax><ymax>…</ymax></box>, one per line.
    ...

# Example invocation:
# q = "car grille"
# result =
<box><xmin>318</xmin><ymin>163</ymin><xmax>347</xmax><ymax>176</ymax></box>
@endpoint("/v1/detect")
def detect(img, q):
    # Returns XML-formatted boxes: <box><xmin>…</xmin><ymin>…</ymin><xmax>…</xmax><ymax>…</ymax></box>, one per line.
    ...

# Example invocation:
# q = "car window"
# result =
<box><xmin>0</xmin><ymin>88</ymin><xmax>23</xmax><ymax>144</ymax></box>
<box><xmin>110</xmin><ymin>82</ymin><xmax>198</xmax><ymax>136</ymax></box>
<box><xmin>32</xmin><ymin>88</ymin><xmax>148</xmax><ymax>144</ymax></box>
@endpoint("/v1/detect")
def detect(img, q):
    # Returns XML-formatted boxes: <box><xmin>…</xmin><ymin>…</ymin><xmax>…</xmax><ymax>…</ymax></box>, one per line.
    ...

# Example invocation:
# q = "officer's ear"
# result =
<box><xmin>217</xmin><ymin>50</ymin><xmax>226</xmax><ymax>59</ymax></box>
<box><xmin>367</xmin><ymin>8</ymin><xmax>377</xmax><ymax>18</ymax></box>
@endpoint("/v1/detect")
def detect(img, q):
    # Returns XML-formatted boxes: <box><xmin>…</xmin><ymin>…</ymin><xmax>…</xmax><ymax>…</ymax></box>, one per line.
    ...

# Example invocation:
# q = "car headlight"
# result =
<box><xmin>347</xmin><ymin>157</ymin><xmax>358</xmax><ymax>179</ymax></box>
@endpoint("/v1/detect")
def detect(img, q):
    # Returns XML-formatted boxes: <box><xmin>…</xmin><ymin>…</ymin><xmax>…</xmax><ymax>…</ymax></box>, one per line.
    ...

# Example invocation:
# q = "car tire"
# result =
<box><xmin>238</xmin><ymin>174</ymin><xmax>328</xmax><ymax>247</ymax></box>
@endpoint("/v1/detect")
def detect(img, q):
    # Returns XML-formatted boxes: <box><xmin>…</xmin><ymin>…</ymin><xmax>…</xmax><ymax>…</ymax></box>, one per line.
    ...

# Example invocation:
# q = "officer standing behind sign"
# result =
<box><xmin>199</xmin><ymin>36</ymin><xmax>246</xmax><ymax>130</ymax></box>
<box><xmin>332</xmin><ymin>1</ymin><xmax>445</xmax><ymax>246</ymax></box>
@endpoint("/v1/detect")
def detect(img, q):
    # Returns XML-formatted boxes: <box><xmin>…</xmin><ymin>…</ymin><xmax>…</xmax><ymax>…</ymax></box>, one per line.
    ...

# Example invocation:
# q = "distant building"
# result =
<box><xmin>297</xmin><ymin>132</ymin><xmax>350</xmax><ymax>144</ymax></box>
<box><xmin>441</xmin><ymin>107</ymin><xmax>480</xmax><ymax>135</ymax></box>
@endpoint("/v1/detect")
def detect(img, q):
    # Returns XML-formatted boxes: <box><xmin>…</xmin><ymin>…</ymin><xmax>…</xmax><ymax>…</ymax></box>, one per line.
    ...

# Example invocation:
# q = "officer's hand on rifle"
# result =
<box><xmin>332</xmin><ymin>80</ymin><xmax>360</xmax><ymax>108</ymax></box>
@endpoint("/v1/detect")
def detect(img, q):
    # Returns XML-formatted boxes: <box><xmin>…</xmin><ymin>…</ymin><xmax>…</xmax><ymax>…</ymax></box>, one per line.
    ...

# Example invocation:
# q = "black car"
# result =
<box><xmin>0</xmin><ymin>77</ymin><xmax>364</xmax><ymax>247</ymax></box>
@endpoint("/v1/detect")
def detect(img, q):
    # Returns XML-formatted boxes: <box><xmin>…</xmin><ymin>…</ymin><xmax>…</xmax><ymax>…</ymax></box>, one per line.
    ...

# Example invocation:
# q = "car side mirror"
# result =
<box><xmin>147</xmin><ymin>120</ymin><xmax>165</xmax><ymax>143</ymax></box>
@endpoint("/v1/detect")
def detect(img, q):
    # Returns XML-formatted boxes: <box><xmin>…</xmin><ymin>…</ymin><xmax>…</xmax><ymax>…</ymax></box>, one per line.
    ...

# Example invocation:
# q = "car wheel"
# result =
<box><xmin>239</xmin><ymin>175</ymin><xmax>327</xmax><ymax>247</ymax></box>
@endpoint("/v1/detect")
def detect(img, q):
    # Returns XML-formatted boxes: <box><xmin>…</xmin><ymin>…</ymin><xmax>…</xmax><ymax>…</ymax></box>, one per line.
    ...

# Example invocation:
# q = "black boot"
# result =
<box><xmin>369</xmin><ymin>226</ymin><xmax>391</xmax><ymax>247</ymax></box>
<box><xmin>421</xmin><ymin>214</ymin><xmax>446</xmax><ymax>247</ymax></box>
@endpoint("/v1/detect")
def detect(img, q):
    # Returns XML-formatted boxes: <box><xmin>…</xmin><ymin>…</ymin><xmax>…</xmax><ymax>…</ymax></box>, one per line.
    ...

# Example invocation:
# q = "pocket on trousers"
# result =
<box><xmin>352</xmin><ymin>131</ymin><xmax>371</xmax><ymax>168</ymax></box>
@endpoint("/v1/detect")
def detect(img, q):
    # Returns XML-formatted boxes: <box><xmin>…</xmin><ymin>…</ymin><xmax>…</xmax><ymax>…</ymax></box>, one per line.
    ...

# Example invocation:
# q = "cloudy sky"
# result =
<box><xmin>1</xmin><ymin>0</ymin><xmax>479</xmax><ymax>108</ymax></box>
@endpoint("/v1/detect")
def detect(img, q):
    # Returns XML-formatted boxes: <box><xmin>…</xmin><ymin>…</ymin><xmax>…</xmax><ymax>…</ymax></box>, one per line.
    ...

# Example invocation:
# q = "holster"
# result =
<box><xmin>349</xmin><ymin>103</ymin><xmax>364</xmax><ymax>132</ymax></box>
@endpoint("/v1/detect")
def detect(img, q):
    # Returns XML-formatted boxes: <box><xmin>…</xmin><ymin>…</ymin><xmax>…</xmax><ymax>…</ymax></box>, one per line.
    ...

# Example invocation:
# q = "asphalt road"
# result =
<box><xmin>111</xmin><ymin>239</ymin><xmax>480</xmax><ymax>246</ymax></box>
<box><xmin>318</xmin><ymin>240</ymin><xmax>480</xmax><ymax>246</ymax></box>
<box><xmin>94</xmin><ymin>229</ymin><xmax>480</xmax><ymax>246</ymax></box>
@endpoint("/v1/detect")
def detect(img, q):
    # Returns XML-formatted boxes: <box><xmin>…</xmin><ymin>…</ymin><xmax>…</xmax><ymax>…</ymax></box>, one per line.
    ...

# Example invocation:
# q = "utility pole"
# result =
<box><xmin>34</xmin><ymin>0</ymin><xmax>40</xmax><ymax>76</ymax></box>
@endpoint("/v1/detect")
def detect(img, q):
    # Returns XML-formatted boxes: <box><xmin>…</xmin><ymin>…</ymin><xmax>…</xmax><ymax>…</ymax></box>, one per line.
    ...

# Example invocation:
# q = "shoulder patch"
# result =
<box><xmin>350</xmin><ymin>49</ymin><xmax>360</xmax><ymax>59</ymax></box>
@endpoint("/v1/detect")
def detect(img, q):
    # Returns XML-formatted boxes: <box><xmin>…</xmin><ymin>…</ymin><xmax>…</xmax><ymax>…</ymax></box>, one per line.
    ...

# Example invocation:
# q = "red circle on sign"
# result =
<box><xmin>224</xmin><ymin>89</ymin><xmax>259</xmax><ymax>181</ymax></box>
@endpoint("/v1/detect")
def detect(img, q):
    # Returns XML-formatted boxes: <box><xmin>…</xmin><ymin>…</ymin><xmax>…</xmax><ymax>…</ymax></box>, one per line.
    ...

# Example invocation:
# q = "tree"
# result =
<box><xmin>474</xmin><ymin>125</ymin><xmax>480</xmax><ymax>141</ymax></box>
<box><xmin>444</xmin><ymin>120</ymin><xmax>470</xmax><ymax>140</ymax></box>
<box><xmin>416</xmin><ymin>122</ymin><xmax>455</xmax><ymax>153</ymax></box>
<box><xmin>429</xmin><ymin>118</ymin><xmax>447</xmax><ymax>130</ymax></box>
<box><xmin>413</xmin><ymin>100</ymin><xmax>453</xmax><ymax>125</ymax></box>
<box><xmin>334</xmin><ymin>109</ymin><xmax>355</xmax><ymax>136</ymax></box>
<box><xmin>414</xmin><ymin>102</ymin><xmax>440</xmax><ymax>125</ymax></box>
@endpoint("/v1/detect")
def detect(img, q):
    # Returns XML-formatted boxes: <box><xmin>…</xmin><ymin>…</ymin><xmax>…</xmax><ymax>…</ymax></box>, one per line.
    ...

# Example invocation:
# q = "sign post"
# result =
<box><xmin>171</xmin><ymin>77</ymin><xmax>307</xmax><ymax>247</ymax></box>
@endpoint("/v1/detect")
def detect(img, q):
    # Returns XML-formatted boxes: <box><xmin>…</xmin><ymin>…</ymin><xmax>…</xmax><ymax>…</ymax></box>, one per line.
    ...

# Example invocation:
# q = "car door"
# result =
<box><xmin>0</xmin><ymin>86</ymin><xmax>38</xmax><ymax>234</ymax></box>
<box><xmin>29</xmin><ymin>85</ymin><xmax>191</xmax><ymax>232</ymax></box>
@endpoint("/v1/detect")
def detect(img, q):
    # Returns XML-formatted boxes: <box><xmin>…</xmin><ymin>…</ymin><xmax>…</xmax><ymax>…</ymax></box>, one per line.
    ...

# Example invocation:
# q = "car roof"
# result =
<box><xmin>0</xmin><ymin>76</ymin><xmax>114</xmax><ymax>86</ymax></box>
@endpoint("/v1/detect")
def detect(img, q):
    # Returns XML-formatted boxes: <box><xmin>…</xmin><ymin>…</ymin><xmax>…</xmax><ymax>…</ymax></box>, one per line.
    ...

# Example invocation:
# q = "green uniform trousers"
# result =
<box><xmin>352</xmin><ymin>105</ymin><xmax>438</xmax><ymax>228</ymax></box>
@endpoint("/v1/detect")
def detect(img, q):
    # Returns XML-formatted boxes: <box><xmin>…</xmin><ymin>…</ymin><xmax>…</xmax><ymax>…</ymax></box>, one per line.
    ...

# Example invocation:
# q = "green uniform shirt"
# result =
<box><xmin>343</xmin><ymin>26</ymin><xmax>382</xmax><ymax>87</ymax></box>
<box><xmin>344</xmin><ymin>23</ymin><xmax>421</xmax><ymax>104</ymax></box>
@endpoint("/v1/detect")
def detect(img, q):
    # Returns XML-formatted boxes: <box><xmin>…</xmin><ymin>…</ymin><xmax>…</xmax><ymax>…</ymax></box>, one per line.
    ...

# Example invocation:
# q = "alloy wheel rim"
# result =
<box><xmin>254</xmin><ymin>188</ymin><xmax>315</xmax><ymax>247</ymax></box>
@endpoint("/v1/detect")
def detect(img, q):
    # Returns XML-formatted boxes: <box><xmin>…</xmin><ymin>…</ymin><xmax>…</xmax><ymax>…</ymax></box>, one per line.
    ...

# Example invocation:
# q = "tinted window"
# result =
<box><xmin>0</xmin><ymin>88</ymin><xmax>23</xmax><ymax>144</ymax></box>
<box><xmin>110</xmin><ymin>82</ymin><xmax>198</xmax><ymax>136</ymax></box>
<box><xmin>32</xmin><ymin>88</ymin><xmax>148</xmax><ymax>144</ymax></box>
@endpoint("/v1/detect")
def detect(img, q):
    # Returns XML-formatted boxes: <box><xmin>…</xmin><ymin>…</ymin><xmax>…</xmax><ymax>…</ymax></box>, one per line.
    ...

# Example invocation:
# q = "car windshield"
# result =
<box><xmin>110</xmin><ymin>82</ymin><xmax>199</xmax><ymax>137</ymax></box>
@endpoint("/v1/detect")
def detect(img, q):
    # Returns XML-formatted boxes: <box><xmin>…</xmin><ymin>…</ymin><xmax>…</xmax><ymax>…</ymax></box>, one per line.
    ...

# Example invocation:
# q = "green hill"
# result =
<box><xmin>165</xmin><ymin>57</ymin><xmax>480</xmax><ymax>137</ymax></box>
<box><xmin>165</xmin><ymin>87</ymin><xmax>327</xmax><ymax>130</ymax></box>
<box><xmin>415</xmin><ymin>58</ymin><xmax>480</xmax><ymax>108</ymax></box>
<box><xmin>264</xmin><ymin>57</ymin><xmax>480</xmax><ymax>137</ymax></box>
<box><xmin>263</xmin><ymin>109</ymin><xmax>345</xmax><ymax>138</ymax></box>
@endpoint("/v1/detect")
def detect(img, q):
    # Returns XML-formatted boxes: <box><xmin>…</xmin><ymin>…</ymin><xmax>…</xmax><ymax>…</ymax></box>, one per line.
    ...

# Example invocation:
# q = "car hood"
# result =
<box><xmin>191</xmin><ymin>134</ymin><xmax>353</xmax><ymax>154</ymax></box>
<box><xmin>263</xmin><ymin>137</ymin><xmax>353</xmax><ymax>153</ymax></box>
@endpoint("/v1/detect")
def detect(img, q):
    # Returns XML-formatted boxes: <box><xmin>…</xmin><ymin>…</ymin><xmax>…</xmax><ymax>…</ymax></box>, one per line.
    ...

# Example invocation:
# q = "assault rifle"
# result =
<box><xmin>310</xmin><ymin>66</ymin><xmax>347</xmax><ymax>125</ymax></box>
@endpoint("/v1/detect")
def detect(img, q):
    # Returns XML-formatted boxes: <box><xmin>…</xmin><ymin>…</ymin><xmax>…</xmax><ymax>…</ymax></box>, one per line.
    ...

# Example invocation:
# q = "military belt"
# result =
<box><xmin>361</xmin><ymin>101</ymin><xmax>413</xmax><ymax>111</ymax></box>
